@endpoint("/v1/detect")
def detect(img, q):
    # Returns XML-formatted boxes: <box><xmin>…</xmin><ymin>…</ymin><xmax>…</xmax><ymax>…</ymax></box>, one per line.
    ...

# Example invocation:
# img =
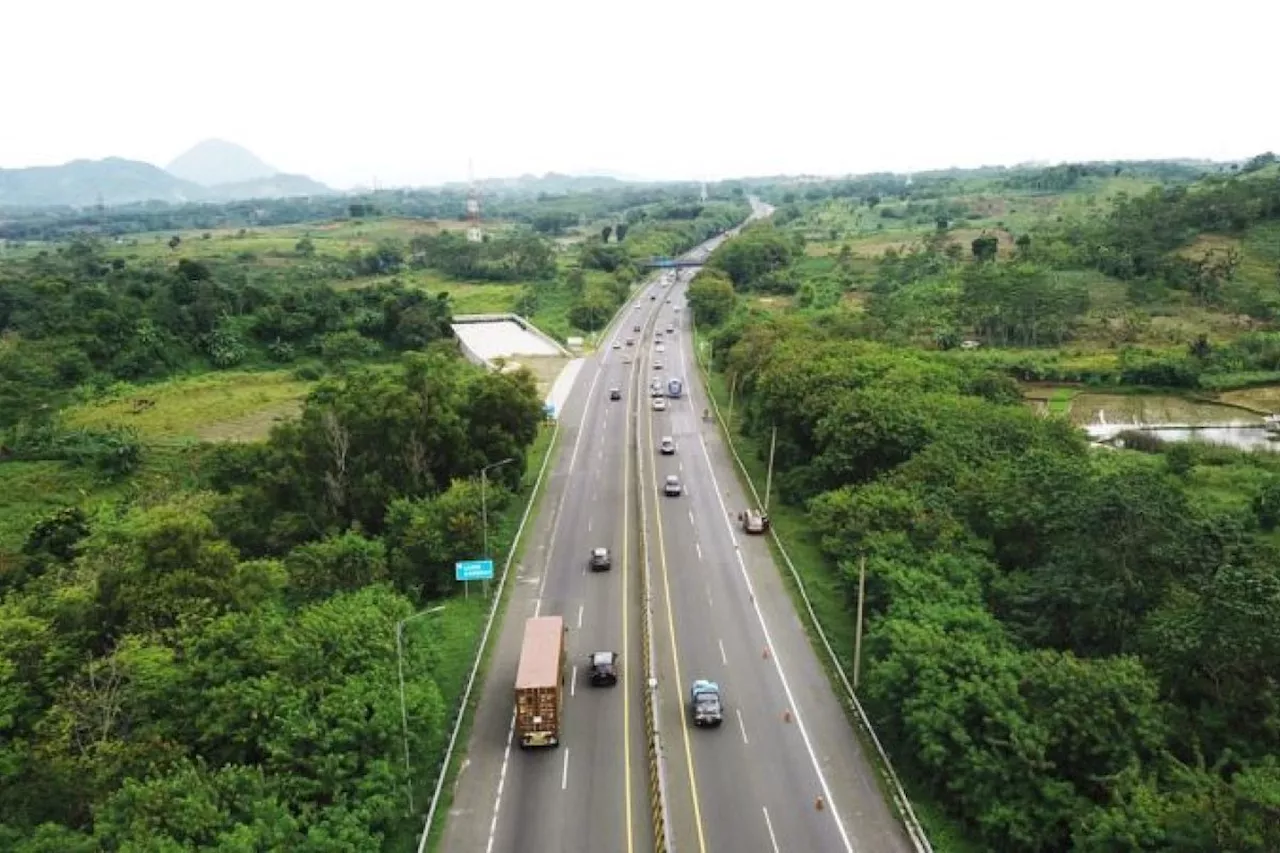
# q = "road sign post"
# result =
<box><xmin>455</xmin><ymin>559</ymin><xmax>494</xmax><ymax>599</ymax></box>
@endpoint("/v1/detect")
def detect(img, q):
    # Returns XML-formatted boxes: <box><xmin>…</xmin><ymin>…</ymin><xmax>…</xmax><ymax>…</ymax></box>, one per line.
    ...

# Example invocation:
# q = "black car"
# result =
<box><xmin>589</xmin><ymin>547</ymin><xmax>612</xmax><ymax>571</ymax></box>
<box><xmin>609</xmin><ymin>388</ymin><xmax>622</xmax><ymax>401</ymax></box>
<box><xmin>588</xmin><ymin>651</ymin><xmax>619</xmax><ymax>686</ymax></box>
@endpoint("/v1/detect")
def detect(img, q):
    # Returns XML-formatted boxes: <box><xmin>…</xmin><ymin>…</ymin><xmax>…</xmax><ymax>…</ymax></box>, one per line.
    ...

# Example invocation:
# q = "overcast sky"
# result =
<box><xmin>2</xmin><ymin>0</ymin><xmax>1275</xmax><ymax>189</ymax></box>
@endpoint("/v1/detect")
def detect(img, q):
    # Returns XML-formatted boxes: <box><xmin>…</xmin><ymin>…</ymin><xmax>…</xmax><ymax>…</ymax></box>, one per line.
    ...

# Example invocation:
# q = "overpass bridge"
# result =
<box><xmin>639</xmin><ymin>256</ymin><xmax>705</xmax><ymax>268</ymax></box>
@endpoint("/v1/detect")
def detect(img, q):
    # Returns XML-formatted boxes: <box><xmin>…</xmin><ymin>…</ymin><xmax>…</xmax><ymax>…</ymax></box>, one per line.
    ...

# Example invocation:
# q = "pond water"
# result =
<box><xmin>1067</xmin><ymin>392</ymin><xmax>1277</xmax><ymax>452</ymax></box>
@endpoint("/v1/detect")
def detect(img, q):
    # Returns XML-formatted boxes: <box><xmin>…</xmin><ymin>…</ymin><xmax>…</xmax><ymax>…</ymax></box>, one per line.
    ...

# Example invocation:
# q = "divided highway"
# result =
<box><xmin>638</xmin><ymin>269</ymin><xmax>916</xmax><ymax>853</ymax></box>
<box><xmin>439</xmin><ymin>263</ymin><xmax>685</xmax><ymax>853</ymax></box>
<box><xmin>439</xmin><ymin>205</ymin><xmax>914</xmax><ymax>853</ymax></box>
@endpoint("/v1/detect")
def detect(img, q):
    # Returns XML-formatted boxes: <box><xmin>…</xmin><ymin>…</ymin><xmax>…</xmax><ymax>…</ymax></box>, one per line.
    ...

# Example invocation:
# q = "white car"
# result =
<box><xmin>656</xmin><ymin>344</ymin><xmax>666</xmax><ymax>353</ymax></box>
<box><xmin>664</xmin><ymin>475</ymin><xmax>682</xmax><ymax>497</ymax></box>
<box><xmin>653</xmin><ymin>398</ymin><xmax>667</xmax><ymax>412</ymax></box>
<box><xmin>660</xmin><ymin>436</ymin><xmax>676</xmax><ymax>455</ymax></box>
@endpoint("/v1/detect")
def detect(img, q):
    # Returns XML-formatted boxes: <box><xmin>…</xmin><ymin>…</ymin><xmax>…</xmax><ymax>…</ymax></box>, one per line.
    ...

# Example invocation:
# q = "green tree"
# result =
<box><xmin>685</xmin><ymin>268</ymin><xmax>736</xmax><ymax>326</ymax></box>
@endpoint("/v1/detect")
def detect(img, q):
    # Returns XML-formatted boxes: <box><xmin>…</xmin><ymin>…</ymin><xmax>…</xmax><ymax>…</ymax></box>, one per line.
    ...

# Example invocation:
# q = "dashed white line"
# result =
<box><xmin>577</xmin><ymin>604</ymin><xmax>584</xmax><ymax>629</ymax></box>
<box><xmin>762</xmin><ymin>806</ymin><xmax>780</xmax><ymax>853</ymax></box>
<box><xmin>696</xmin><ymin>542</ymin><xmax>703</xmax><ymax>561</ymax></box>
<box><xmin>736</xmin><ymin>708</ymin><xmax>750</xmax><ymax>745</ymax></box>
<box><xmin>719</xmin><ymin>638</ymin><xmax>728</xmax><ymax>666</ymax></box>
<box><xmin>688</xmin><ymin>510</ymin><xmax>695</xmax><ymax>526</ymax></box>
<box><xmin>485</xmin><ymin>710</ymin><xmax>517</xmax><ymax>853</ymax></box>
<box><xmin>561</xmin><ymin>748</ymin><xmax>571</xmax><ymax>790</ymax></box>
<box><xmin>587</xmin><ymin>517</ymin><xmax>593</xmax><ymax>533</ymax></box>
<box><xmin>570</xmin><ymin>665</ymin><xmax>577</xmax><ymax>697</ymax></box>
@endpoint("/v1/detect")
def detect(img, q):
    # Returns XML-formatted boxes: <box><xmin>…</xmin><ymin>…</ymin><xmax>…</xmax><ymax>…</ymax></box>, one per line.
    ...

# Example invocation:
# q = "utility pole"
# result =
<box><xmin>853</xmin><ymin>554</ymin><xmax>867</xmax><ymax>690</ymax></box>
<box><xmin>764</xmin><ymin>425</ymin><xmax>777</xmax><ymax>512</ymax></box>
<box><xmin>479</xmin><ymin>458</ymin><xmax>516</xmax><ymax>597</ymax></box>
<box><xmin>727</xmin><ymin>373</ymin><xmax>738</xmax><ymax>426</ymax></box>
<box><xmin>396</xmin><ymin>604</ymin><xmax>446</xmax><ymax>815</ymax></box>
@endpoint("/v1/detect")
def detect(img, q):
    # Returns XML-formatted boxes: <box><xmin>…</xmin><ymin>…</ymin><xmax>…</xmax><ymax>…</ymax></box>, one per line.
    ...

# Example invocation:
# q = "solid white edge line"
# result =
<box><xmin>677</xmin><ymin>308</ymin><xmax>858</xmax><ymax>853</ymax></box>
<box><xmin>763</xmin><ymin>806</ymin><xmax>781</xmax><ymax>853</ymax></box>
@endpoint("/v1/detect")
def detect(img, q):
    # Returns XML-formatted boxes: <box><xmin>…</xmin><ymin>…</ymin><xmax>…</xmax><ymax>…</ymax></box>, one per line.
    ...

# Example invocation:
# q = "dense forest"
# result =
<box><xmin>690</xmin><ymin>165</ymin><xmax>1280</xmax><ymax>851</ymax></box>
<box><xmin>0</xmin><ymin>351</ymin><xmax>546</xmax><ymax>849</ymax></box>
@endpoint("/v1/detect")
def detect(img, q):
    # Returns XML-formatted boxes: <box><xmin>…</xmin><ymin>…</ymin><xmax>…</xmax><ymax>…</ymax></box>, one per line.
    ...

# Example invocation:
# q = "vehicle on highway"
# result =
<box><xmin>660</xmin><ymin>436</ymin><xmax>676</xmax><ymax>455</ymax></box>
<box><xmin>650</xmin><ymin>294</ymin><xmax>656</xmax><ymax>300</ymax></box>
<box><xmin>626</xmin><ymin>338</ymin><xmax>634</xmax><ymax>346</ymax></box>
<box><xmin>690</xmin><ymin>679</ymin><xmax>723</xmax><ymax>727</ymax></box>
<box><xmin>653</xmin><ymin>398</ymin><xmax>667</xmax><ymax>412</ymax></box>
<box><xmin>741</xmin><ymin>508</ymin><xmax>770</xmax><ymax>534</ymax></box>
<box><xmin>589</xmin><ymin>546</ymin><xmax>612</xmax><ymax>571</ymax></box>
<box><xmin>633</xmin><ymin>324</ymin><xmax>641</xmax><ymax>332</ymax></box>
<box><xmin>664</xmin><ymin>474</ymin><xmax>681</xmax><ymax>496</ymax></box>
<box><xmin>674</xmin><ymin>306</ymin><xmax>682</xmax><ymax>312</ymax></box>
<box><xmin>587</xmin><ymin>651</ymin><xmax>619</xmax><ymax>687</ymax></box>
<box><xmin>654</xmin><ymin>361</ymin><xmax>663</xmax><ymax>370</ymax></box>
<box><xmin>667</xmin><ymin>377</ymin><xmax>683</xmax><ymax>398</ymax></box>
<box><xmin>609</xmin><ymin>388</ymin><xmax>622</xmax><ymax>401</ymax></box>
<box><xmin>656</xmin><ymin>344</ymin><xmax>666</xmax><ymax>353</ymax></box>
<box><xmin>666</xmin><ymin>325</ymin><xmax>675</xmax><ymax>334</ymax></box>
<box><xmin>515</xmin><ymin>616</ymin><xmax>566</xmax><ymax>748</ymax></box>
<box><xmin>650</xmin><ymin>381</ymin><xmax>664</xmax><ymax>397</ymax></box>
<box><xmin>654</xmin><ymin>330</ymin><xmax>662</xmax><ymax>339</ymax></box>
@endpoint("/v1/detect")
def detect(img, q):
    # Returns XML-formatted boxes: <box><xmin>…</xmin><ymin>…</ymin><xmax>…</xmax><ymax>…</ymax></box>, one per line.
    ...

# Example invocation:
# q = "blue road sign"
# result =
<box><xmin>455</xmin><ymin>559</ymin><xmax>495</xmax><ymax>582</ymax></box>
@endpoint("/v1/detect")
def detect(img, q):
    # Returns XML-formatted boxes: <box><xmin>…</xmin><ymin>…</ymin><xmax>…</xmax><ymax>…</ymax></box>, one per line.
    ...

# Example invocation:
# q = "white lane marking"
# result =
<box><xmin>679</xmin><ymin>461</ymin><xmax>684</xmax><ymax>473</ymax></box>
<box><xmin>679</xmin><ymin>316</ymin><xmax>857</xmax><ymax>853</ymax></box>
<box><xmin>537</xmin><ymin>362</ymin><xmax>605</xmax><ymax>600</ymax></box>
<box><xmin>587</xmin><ymin>517</ymin><xmax>593</xmax><ymax>533</ymax></box>
<box><xmin>737</xmin><ymin>709</ymin><xmax>750</xmax><ymax>745</ymax></box>
<box><xmin>577</xmin><ymin>604</ymin><xmax>584</xmax><ymax>628</ymax></box>
<box><xmin>696</xmin><ymin>542</ymin><xmax>703</xmax><ymax>561</ymax></box>
<box><xmin>485</xmin><ymin>710</ymin><xmax>517</xmax><ymax>853</ymax></box>
<box><xmin>561</xmin><ymin>748</ymin><xmax>571</xmax><ymax>790</ymax></box>
<box><xmin>571</xmin><ymin>665</ymin><xmax>577</xmax><ymax>697</ymax></box>
<box><xmin>689</xmin><ymin>510</ymin><xmax>696</xmax><ymax>526</ymax></box>
<box><xmin>533</xmin><ymin>598</ymin><xmax>541</xmax><ymax>617</ymax></box>
<box><xmin>719</xmin><ymin>639</ymin><xmax>728</xmax><ymax>666</ymax></box>
<box><xmin>762</xmin><ymin>806</ymin><xmax>780</xmax><ymax>853</ymax></box>
<box><xmin>598</xmin><ymin>449</ymin><xmax>603</xmax><ymax>461</ymax></box>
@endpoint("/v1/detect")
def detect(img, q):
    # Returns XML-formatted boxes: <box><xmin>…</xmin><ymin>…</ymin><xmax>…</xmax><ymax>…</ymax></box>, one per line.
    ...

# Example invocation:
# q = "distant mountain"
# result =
<box><xmin>441</xmin><ymin>172</ymin><xmax>632</xmax><ymax>194</ymax></box>
<box><xmin>0</xmin><ymin>157</ymin><xmax>207</xmax><ymax>208</ymax></box>
<box><xmin>0</xmin><ymin>155</ymin><xmax>335</xmax><ymax>209</ymax></box>
<box><xmin>205</xmin><ymin>173</ymin><xmax>333</xmax><ymax>201</ymax></box>
<box><xmin>167</xmin><ymin>139</ymin><xmax>277</xmax><ymax>187</ymax></box>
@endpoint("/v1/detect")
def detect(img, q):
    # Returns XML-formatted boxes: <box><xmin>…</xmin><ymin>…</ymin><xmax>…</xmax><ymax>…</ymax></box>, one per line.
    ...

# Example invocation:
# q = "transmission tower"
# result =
<box><xmin>466</xmin><ymin>158</ymin><xmax>483</xmax><ymax>243</ymax></box>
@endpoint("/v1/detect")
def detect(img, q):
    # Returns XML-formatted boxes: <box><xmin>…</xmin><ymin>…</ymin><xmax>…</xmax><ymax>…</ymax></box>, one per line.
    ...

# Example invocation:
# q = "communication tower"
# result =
<box><xmin>699</xmin><ymin>181</ymin><xmax>708</xmax><ymax>203</ymax></box>
<box><xmin>466</xmin><ymin>159</ymin><xmax>483</xmax><ymax>243</ymax></box>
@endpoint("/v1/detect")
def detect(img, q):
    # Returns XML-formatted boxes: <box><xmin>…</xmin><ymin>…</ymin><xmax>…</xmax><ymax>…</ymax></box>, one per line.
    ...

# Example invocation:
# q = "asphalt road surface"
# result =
<box><xmin>439</xmin><ymin>269</ymin><xmax>683</xmax><ymax>853</ymax></box>
<box><xmin>637</xmin><ymin>275</ymin><xmax>916</xmax><ymax>853</ymax></box>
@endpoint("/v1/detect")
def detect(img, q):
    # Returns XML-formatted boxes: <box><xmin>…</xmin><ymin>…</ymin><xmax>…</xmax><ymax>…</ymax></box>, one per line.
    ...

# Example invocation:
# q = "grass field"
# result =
<box><xmin>64</xmin><ymin>370</ymin><xmax>312</xmax><ymax>443</ymax></box>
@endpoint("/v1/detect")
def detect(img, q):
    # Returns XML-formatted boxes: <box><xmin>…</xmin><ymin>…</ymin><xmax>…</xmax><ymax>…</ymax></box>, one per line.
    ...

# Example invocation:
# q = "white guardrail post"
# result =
<box><xmin>690</xmin><ymin>315</ymin><xmax>934</xmax><ymax>853</ymax></box>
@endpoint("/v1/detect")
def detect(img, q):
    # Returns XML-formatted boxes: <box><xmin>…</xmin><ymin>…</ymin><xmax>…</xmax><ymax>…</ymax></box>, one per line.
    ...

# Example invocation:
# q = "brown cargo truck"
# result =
<box><xmin>515</xmin><ymin>615</ymin><xmax>566</xmax><ymax>748</ymax></box>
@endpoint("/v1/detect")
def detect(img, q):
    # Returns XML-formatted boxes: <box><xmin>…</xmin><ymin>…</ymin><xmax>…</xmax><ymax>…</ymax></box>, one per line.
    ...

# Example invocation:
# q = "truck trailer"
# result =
<box><xmin>515</xmin><ymin>615</ymin><xmax>566</xmax><ymax>748</ymax></box>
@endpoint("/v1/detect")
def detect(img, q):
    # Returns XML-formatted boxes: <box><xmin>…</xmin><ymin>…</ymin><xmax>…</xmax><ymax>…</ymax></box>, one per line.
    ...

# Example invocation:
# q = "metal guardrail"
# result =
<box><xmin>634</xmin><ymin>274</ymin><xmax>681</xmax><ymax>853</ymax></box>
<box><xmin>689</xmin><ymin>321</ymin><xmax>935</xmax><ymax>853</ymax></box>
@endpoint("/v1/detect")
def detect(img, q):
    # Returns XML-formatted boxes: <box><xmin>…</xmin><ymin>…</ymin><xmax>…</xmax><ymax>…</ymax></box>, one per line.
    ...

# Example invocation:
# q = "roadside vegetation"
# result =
<box><xmin>694</xmin><ymin>156</ymin><xmax>1280</xmax><ymax>852</ymax></box>
<box><xmin>0</xmin><ymin>179</ymin><xmax>751</xmax><ymax>849</ymax></box>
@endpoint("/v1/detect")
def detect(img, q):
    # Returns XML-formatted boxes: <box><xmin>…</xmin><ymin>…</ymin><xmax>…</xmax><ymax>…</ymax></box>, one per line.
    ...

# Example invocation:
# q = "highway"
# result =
<box><xmin>439</xmin><ymin>260</ymin><xmax>686</xmax><ymax>853</ymax></box>
<box><xmin>637</xmin><ymin>250</ymin><xmax>916</xmax><ymax>852</ymax></box>
<box><xmin>440</xmin><ymin>202</ymin><xmax>914</xmax><ymax>853</ymax></box>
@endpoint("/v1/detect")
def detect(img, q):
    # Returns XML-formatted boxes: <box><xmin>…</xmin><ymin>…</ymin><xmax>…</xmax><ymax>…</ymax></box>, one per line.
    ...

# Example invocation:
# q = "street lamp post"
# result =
<box><xmin>480</xmin><ymin>457</ymin><xmax>517</xmax><ymax>562</ymax></box>
<box><xmin>396</xmin><ymin>604</ymin><xmax>446</xmax><ymax>816</ymax></box>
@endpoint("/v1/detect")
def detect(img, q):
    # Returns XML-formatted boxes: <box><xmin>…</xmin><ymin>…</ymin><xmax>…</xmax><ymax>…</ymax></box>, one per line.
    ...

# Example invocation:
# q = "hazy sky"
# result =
<box><xmin>3</xmin><ymin>0</ymin><xmax>1275</xmax><ymax>189</ymax></box>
